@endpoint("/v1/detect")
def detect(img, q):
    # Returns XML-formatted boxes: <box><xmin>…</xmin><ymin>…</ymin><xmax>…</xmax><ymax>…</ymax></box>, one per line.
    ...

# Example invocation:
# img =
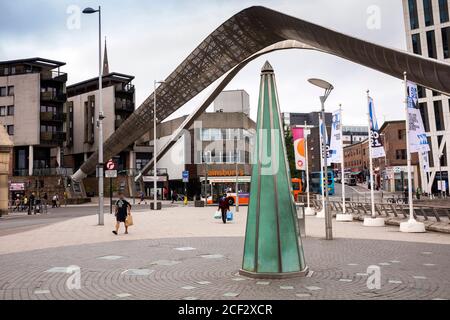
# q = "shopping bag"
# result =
<box><xmin>214</xmin><ymin>211</ymin><xmax>222</xmax><ymax>219</ymax></box>
<box><xmin>125</xmin><ymin>215</ymin><xmax>134</xmax><ymax>227</ymax></box>
<box><xmin>226</xmin><ymin>211</ymin><xmax>234</xmax><ymax>221</ymax></box>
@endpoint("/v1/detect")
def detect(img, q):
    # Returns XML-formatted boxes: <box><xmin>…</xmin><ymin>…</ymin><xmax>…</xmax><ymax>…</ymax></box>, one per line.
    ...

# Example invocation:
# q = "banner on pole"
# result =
<box><xmin>421</xmin><ymin>150</ymin><xmax>430</xmax><ymax>173</ymax></box>
<box><xmin>407</xmin><ymin>81</ymin><xmax>430</xmax><ymax>153</ymax></box>
<box><xmin>292</xmin><ymin>128</ymin><xmax>306</xmax><ymax>171</ymax></box>
<box><xmin>368</xmin><ymin>97</ymin><xmax>386</xmax><ymax>159</ymax></box>
<box><xmin>328</xmin><ymin>109</ymin><xmax>343</xmax><ymax>165</ymax></box>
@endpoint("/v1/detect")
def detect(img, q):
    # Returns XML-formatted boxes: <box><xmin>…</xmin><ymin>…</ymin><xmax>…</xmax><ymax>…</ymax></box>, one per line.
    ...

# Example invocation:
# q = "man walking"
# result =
<box><xmin>218</xmin><ymin>194</ymin><xmax>230</xmax><ymax>224</ymax></box>
<box><xmin>112</xmin><ymin>192</ymin><xmax>132</xmax><ymax>235</ymax></box>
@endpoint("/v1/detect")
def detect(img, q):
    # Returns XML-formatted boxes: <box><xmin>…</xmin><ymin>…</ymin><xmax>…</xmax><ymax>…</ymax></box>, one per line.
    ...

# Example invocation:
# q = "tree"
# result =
<box><xmin>284</xmin><ymin>123</ymin><xmax>301</xmax><ymax>179</ymax></box>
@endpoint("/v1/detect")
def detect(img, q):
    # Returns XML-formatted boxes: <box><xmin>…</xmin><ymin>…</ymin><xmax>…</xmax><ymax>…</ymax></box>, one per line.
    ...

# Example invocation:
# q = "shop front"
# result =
<box><xmin>382</xmin><ymin>166</ymin><xmax>418</xmax><ymax>193</ymax></box>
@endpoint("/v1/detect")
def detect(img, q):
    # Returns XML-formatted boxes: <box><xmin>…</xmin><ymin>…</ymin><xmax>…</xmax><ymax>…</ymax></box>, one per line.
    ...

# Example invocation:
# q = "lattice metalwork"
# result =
<box><xmin>73</xmin><ymin>6</ymin><xmax>450</xmax><ymax>181</ymax></box>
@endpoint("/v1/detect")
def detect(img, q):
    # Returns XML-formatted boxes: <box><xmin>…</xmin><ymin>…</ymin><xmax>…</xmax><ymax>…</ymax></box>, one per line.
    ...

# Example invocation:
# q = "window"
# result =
<box><xmin>434</xmin><ymin>100</ymin><xmax>445</xmax><ymax>131</ymax></box>
<box><xmin>412</xmin><ymin>34</ymin><xmax>422</xmax><ymax>54</ymax></box>
<box><xmin>7</xmin><ymin>125</ymin><xmax>14</xmax><ymax>136</ymax></box>
<box><xmin>0</xmin><ymin>87</ymin><xmax>6</xmax><ymax>97</ymax></box>
<box><xmin>439</xmin><ymin>0</ymin><xmax>449</xmax><ymax>23</ymax></box>
<box><xmin>418</xmin><ymin>86</ymin><xmax>426</xmax><ymax>98</ymax></box>
<box><xmin>409</xmin><ymin>0</ymin><xmax>420</xmax><ymax>29</ymax></box>
<box><xmin>442</xmin><ymin>27</ymin><xmax>450</xmax><ymax>59</ymax></box>
<box><xmin>423</xmin><ymin>0</ymin><xmax>434</xmax><ymax>26</ymax></box>
<box><xmin>396</xmin><ymin>149</ymin><xmax>407</xmax><ymax>160</ymax></box>
<box><xmin>0</xmin><ymin>106</ymin><xmax>5</xmax><ymax>117</ymax></box>
<box><xmin>398</xmin><ymin>129</ymin><xmax>406</xmax><ymax>140</ymax></box>
<box><xmin>7</xmin><ymin>86</ymin><xmax>14</xmax><ymax>96</ymax></box>
<box><xmin>426</xmin><ymin>30</ymin><xmax>437</xmax><ymax>59</ymax></box>
<box><xmin>419</xmin><ymin>102</ymin><xmax>430</xmax><ymax>132</ymax></box>
<box><xmin>7</xmin><ymin>105</ymin><xmax>14</xmax><ymax>116</ymax></box>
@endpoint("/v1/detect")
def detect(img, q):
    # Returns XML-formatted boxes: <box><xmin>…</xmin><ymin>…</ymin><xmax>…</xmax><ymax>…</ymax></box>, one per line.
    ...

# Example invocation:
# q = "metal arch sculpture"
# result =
<box><xmin>73</xmin><ymin>6</ymin><xmax>450</xmax><ymax>181</ymax></box>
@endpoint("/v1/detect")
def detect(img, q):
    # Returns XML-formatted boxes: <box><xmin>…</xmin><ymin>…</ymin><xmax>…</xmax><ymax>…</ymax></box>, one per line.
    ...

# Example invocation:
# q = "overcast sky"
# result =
<box><xmin>0</xmin><ymin>0</ymin><xmax>408</xmax><ymax>126</ymax></box>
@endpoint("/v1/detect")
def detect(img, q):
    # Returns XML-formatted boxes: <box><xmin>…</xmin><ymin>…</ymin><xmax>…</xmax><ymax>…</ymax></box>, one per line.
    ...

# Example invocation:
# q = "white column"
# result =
<box><xmin>56</xmin><ymin>147</ymin><xmax>61</xmax><ymax>168</ymax></box>
<box><xmin>28</xmin><ymin>146</ymin><xmax>34</xmax><ymax>176</ymax></box>
<box><xmin>316</xmin><ymin>115</ymin><xmax>325</xmax><ymax>218</ymax></box>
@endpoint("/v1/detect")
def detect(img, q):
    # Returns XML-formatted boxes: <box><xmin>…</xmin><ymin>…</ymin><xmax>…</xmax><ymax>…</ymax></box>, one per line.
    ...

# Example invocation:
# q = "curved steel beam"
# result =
<box><xmin>73</xmin><ymin>6</ymin><xmax>450</xmax><ymax>181</ymax></box>
<box><xmin>134</xmin><ymin>40</ymin><xmax>314</xmax><ymax>181</ymax></box>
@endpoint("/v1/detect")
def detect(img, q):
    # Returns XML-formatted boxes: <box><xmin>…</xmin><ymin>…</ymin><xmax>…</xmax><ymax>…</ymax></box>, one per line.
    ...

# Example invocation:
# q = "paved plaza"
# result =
<box><xmin>0</xmin><ymin>205</ymin><xmax>449</xmax><ymax>300</ymax></box>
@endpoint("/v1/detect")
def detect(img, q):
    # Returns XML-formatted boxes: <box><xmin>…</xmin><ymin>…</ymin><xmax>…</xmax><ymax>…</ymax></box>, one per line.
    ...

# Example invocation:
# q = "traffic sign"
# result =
<box><xmin>105</xmin><ymin>170</ymin><xmax>118</xmax><ymax>178</ymax></box>
<box><xmin>182</xmin><ymin>171</ymin><xmax>189</xmax><ymax>183</ymax></box>
<box><xmin>106</xmin><ymin>159</ymin><xmax>116</xmax><ymax>170</ymax></box>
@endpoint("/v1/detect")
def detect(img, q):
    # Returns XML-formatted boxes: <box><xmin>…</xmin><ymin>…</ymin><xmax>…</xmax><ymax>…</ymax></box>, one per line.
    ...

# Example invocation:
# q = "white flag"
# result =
<box><xmin>368</xmin><ymin>97</ymin><xmax>386</xmax><ymax>159</ymax></box>
<box><xmin>407</xmin><ymin>81</ymin><xmax>430</xmax><ymax>153</ymax></box>
<box><xmin>328</xmin><ymin>109</ymin><xmax>343</xmax><ymax>165</ymax></box>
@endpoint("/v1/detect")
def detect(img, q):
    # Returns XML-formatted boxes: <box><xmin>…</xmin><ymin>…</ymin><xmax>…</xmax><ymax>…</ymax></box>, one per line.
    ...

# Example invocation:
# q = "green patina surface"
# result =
<box><xmin>242</xmin><ymin>62</ymin><xmax>307</xmax><ymax>275</ymax></box>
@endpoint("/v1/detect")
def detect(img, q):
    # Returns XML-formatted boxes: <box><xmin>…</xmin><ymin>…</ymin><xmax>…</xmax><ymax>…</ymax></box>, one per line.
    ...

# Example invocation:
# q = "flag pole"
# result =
<box><xmin>317</xmin><ymin>113</ymin><xmax>326</xmax><ymax>218</ymax></box>
<box><xmin>363</xmin><ymin>91</ymin><xmax>384</xmax><ymax>227</ymax></box>
<box><xmin>340</xmin><ymin>105</ymin><xmax>346</xmax><ymax>214</ymax></box>
<box><xmin>304</xmin><ymin>121</ymin><xmax>314</xmax><ymax>216</ymax></box>
<box><xmin>305</xmin><ymin>122</ymin><xmax>311</xmax><ymax>209</ymax></box>
<box><xmin>400</xmin><ymin>72</ymin><xmax>426</xmax><ymax>233</ymax></box>
<box><xmin>336</xmin><ymin>105</ymin><xmax>353</xmax><ymax>221</ymax></box>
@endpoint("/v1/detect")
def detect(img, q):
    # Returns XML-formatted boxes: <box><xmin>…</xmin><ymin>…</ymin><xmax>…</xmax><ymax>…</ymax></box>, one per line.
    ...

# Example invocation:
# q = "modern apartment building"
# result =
<box><xmin>403</xmin><ymin>0</ymin><xmax>450</xmax><ymax>194</ymax></box>
<box><xmin>342</xmin><ymin>125</ymin><xmax>369</xmax><ymax>146</ymax></box>
<box><xmin>66</xmin><ymin>72</ymin><xmax>136</xmax><ymax>173</ymax></box>
<box><xmin>0</xmin><ymin>58</ymin><xmax>68</xmax><ymax>177</ymax></box>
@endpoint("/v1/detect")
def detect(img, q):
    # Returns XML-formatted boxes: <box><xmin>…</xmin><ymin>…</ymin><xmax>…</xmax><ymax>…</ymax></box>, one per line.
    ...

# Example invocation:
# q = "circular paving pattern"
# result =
<box><xmin>0</xmin><ymin>237</ymin><xmax>449</xmax><ymax>300</ymax></box>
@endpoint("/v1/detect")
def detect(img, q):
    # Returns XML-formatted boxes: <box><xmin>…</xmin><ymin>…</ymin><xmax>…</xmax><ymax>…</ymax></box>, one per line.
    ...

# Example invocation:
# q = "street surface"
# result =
<box><xmin>0</xmin><ymin>203</ymin><xmax>449</xmax><ymax>300</ymax></box>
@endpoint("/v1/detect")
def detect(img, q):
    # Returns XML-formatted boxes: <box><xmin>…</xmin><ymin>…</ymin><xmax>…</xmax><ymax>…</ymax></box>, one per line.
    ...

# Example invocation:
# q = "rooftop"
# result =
<box><xmin>0</xmin><ymin>57</ymin><xmax>66</xmax><ymax>70</ymax></box>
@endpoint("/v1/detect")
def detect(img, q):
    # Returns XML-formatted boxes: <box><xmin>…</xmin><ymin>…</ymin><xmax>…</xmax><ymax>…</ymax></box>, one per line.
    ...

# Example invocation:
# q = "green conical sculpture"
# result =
<box><xmin>240</xmin><ymin>61</ymin><xmax>308</xmax><ymax>279</ymax></box>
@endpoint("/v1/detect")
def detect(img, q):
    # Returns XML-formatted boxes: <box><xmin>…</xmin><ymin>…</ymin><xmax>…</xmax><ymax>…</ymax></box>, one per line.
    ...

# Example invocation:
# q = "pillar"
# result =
<box><xmin>28</xmin><ymin>145</ymin><xmax>34</xmax><ymax>176</ymax></box>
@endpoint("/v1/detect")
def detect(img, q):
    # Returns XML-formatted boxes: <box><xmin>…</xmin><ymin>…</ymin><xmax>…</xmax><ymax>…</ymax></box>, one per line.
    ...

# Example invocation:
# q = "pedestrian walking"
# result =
<box><xmin>29</xmin><ymin>193</ymin><xmax>35</xmax><ymax>215</ymax></box>
<box><xmin>138</xmin><ymin>191</ymin><xmax>146</xmax><ymax>205</ymax></box>
<box><xmin>172</xmin><ymin>190</ymin><xmax>178</xmax><ymax>204</ymax></box>
<box><xmin>112</xmin><ymin>192</ymin><xmax>132</xmax><ymax>235</ymax></box>
<box><xmin>218</xmin><ymin>194</ymin><xmax>230</xmax><ymax>224</ymax></box>
<box><xmin>63</xmin><ymin>191</ymin><xmax>68</xmax><ymax>207</ymax></box>
<box><xmin>52</xmin><ymin>194</ymin><xmax>58</xmax><ymax>208</ymax></box>
<box><xmin>22</xmin><ymin>195</ymin><xmax>28</xmax><ymax>212</ymax></box>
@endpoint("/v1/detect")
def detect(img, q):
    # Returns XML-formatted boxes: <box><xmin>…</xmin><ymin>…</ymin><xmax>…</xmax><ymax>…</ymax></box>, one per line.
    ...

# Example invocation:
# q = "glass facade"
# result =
<box><xmin>423</xmin><ymin>0</ymin><xmax>434</xmax><ymax>26</ymax></box>
<box><xmin>434</xmin><ymin>100</ymin><xmax>445</xmax><ymax>131</ymax></box>
<box><xmin>426</xmin><ymin>30</ymin><xmax>437</xmax><ymax>58</ymax></box>
<box><xmin>439</xmin><ymin>0</ymin><xmax>449</xmax><ymax>23</ymax></box>
<box><xmin>442</xmin><ymin>27</ymin><xmax>450</xmax><ymax>59</ymax></box>
<box><xmin>409</xmin><ymin>0</ymin><xmax>420</xmax><ymax>29</ymax></box>
<box><xmin>412</xmin><ymin>33</ymin><xmax>422</xmax><ymax>54</ymax></box>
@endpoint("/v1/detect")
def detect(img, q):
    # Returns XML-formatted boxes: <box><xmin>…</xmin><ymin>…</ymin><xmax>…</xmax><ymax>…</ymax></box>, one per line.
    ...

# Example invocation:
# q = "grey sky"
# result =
<box><xmin>0</xmin><ymin>0</ymin><xmax>407</xmax><ymax>125</ymax></box>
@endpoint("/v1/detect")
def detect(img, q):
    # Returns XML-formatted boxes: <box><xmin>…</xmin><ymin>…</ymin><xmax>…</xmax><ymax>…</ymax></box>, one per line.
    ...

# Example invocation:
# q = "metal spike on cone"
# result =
<box><xmin>240</xmin><ymin>61</ymin><xmax>308</xmax><ymax>279</ymax></box>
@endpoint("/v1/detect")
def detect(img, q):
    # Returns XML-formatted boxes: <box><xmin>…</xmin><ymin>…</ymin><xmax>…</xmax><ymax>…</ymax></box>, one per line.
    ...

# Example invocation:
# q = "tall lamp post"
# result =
<box><xmin>83</xmin><ymin>6</ymin><xmax>104</xmax><ymax>225</ymax></box>
<box><xmin>152</xmin><ymin>80</ymin><xmax>165</xmax><ymax>210</ymax></box>
<box><xmin>308</xmin><ymin>78</ymin><xmax>334</xmax><ymax>240</ymax></box>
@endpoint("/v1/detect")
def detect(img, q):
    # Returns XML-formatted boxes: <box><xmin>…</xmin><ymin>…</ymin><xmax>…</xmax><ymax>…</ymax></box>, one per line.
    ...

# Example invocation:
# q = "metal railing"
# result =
<box><xmin>306</xmin><ymin>198</ymin><xmax>450</xmax><ymax>225</ymax></box>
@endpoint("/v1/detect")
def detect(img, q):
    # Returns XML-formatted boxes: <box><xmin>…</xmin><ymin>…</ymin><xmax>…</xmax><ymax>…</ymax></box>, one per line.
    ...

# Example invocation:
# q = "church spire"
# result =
<box><xmin>102</xmin><ymin>37</ymin><xmax>110</xmax><ymax>75</ymax></box>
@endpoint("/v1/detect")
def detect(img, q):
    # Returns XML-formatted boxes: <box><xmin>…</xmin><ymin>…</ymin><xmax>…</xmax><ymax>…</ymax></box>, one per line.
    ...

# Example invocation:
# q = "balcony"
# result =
<box><xmin>40</xmin><ymin>131</ymin><xmax>66</xmax><ymax>146</ymax></box>
<box><xmin>41</xmin><ymin>91</ymin><xmax>67</xmax><ymax>103</ymax></box>
<box><xmin>115</xmin><ymin>83</ymin><xmax>135</xmax><ymax>94</ymax></box>
<box><xmin>115</xmin><ymin>100</ymin><xmax>135</xmax><ymax>113</ymax></box>
<box><xmin>40</xmin><ymin>112</ymin><xmax>67</xmax><ymax>122</ymax></box>
<box><xmin>41</xmin><ymin>70</ymin><xmax>68</xmax><ymax>83</ymax></box>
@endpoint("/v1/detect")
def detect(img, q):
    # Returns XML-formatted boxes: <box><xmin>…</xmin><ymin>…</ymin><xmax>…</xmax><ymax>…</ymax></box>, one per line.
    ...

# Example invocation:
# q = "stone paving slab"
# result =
<box><xmin>0</xmin><ymin>237</ymin><xmax>449</xmax><ymax>300</ymax></box>
<box><xmin>1</xmin><ymin>207</ymin><xmax>450</xmax><ymax>255</ymax></box>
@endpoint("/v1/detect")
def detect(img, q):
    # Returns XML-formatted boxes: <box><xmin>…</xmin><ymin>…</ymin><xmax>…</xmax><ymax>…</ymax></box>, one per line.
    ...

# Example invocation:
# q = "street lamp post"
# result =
<box><xmin>308</xmin><ymin>78</ymin><xmax>334</xmax><ymax>240</ymax></box>
<box><xmin>152</xmin><ymin>80</ymin><xmax>165</xmax><ymax>210</ymax></box>
<box><xmin>83</xmin><ymin>6</ymin><xmax>104</xmax><ymax>225</ymax></box>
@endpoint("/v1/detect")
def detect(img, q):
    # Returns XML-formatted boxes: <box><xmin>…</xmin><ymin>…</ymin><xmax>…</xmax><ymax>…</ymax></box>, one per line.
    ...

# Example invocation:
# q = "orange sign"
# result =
<box><xmin>208</xmin><ymin>169</ymin><xmax>245</xmax><ymax>177</ymax></box>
